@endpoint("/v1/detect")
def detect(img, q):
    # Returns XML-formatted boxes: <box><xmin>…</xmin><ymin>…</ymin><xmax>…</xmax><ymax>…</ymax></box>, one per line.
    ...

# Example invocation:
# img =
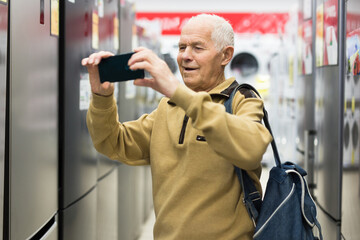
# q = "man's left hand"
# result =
<box><xmin>128</xmin><ymin>47</ymin><xmax>180</xmax><ymax>98</ymax></box>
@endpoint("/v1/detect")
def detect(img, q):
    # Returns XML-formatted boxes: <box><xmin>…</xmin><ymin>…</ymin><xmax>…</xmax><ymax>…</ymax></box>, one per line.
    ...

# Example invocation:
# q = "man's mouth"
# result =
<box><xmin>184</xmin><ymin>67</ymin><xmax>197</xmax><ymax>71</ymax></box>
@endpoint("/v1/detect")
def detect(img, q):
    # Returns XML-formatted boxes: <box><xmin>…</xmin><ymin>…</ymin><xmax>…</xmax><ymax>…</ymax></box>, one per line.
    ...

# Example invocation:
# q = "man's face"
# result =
<box><xmin>177</xmin><ymin>21</ymin><xmax>225</xmax><ymax>92</ymax></box>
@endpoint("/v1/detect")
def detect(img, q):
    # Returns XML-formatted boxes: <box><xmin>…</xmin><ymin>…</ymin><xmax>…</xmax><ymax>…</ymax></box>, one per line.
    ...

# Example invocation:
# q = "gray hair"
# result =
<box><xmin>186</xmin><ymin>14</ymin><xmax>234</xmax><ymax>52</ymax></box>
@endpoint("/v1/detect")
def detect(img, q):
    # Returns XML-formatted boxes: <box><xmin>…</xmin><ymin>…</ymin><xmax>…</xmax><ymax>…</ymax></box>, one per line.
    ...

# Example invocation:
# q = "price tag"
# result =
<box><xmin>51</xmin><ymin>0</ymin><xmax>59</xmax><ymax>36</ymax></box>
<box><xmin>92</xmin><ymin>11</ymin><xmax>99</xmax><ymax>49</ymax></box>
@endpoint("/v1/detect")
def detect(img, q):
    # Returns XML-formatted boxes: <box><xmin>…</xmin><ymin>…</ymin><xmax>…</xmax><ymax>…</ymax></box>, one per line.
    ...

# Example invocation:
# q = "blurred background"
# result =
<box><xmin>0</xmin><ymin>0</ymin><xmax>359</xmax><ymax>239</ymax></box>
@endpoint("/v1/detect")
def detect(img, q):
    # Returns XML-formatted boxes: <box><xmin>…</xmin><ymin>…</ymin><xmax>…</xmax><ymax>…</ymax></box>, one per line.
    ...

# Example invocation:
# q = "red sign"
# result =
<box><xmin>136</xmin><ymin>12</ymin><xmax>289</xmax><ymax>35</ymax></box>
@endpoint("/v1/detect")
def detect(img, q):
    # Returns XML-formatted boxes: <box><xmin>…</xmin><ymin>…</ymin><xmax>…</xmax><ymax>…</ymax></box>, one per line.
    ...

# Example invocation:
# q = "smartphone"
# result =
<box><xmin>98</xmin><ymin>52</ymin><xmax>145</xmax><ymax>83</ymax></box>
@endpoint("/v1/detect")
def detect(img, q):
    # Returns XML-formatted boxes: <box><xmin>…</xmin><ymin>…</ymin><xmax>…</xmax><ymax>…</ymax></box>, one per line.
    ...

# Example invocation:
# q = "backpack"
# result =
<box><xmin>224</xmin><ymin>83</ymin><xmax>323</xmax><ymax>240</ymax></box>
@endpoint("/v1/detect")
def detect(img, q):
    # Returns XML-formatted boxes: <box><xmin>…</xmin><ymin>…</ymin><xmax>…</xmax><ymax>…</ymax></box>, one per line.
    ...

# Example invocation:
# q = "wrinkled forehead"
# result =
<box><xmin>179</xmin><ymin>20</ymin><xmax>214</xmax><ymax>43</ymax></box>
<box><xmin>181</xmin><ymin>18</ymin><xmax>214</xmax><ymax>35</ymax></box>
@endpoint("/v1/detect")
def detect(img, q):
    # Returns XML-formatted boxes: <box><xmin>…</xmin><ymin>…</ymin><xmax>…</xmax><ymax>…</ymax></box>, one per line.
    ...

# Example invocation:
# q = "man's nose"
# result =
<box><xmin>181</xmin><ymin>47</ymin><xmax>193</xmax><ymax>61</ymax></box>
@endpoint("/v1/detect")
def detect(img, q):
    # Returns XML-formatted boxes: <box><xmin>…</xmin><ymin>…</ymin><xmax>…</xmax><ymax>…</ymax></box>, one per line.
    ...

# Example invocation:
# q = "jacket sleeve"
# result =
<box><xmin>169</xmin><ymin>84</ymin><xmax>272</xmax><ymax>170</ymax></box>
<box><xmin>86</xmin><ymin>93</ymin><xmax>155</xmax><ymax>166</ymax></box>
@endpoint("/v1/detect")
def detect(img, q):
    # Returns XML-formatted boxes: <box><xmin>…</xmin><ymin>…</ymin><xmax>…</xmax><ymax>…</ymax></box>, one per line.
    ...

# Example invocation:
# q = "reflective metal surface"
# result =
<box><xmin>341</xmin><ymin>0</ymin><xmax>360</xmax><ymax>239</ymax></box>
<box><xmin>97</xmin><ymin>168</ymin><xmax>118</xmax><ymax>240</ymax></box>
<box><xmin>117</xmin><ymin>0</ymin><xmax>138</xmax><ymax>123</ymax></box>
<box><xmin>97</xmin><ymin>0</ymin><xmax>119</xmax><ymax>179</ymax></box>
<box><xmin>315</xmin><ymin>65</ymin><xmax>343</xmax><ymax>240</ymax></box>
<box><xmin>0</xmin><ymin>3</ymin><xmax>8</xmax><ymax>240</ymax></box>
<box><xmin>118</xmin><ymin>165</ymin><xmax>145</xmax><ymax>240</ymax></box>
<box><xmin>62</xmin><ymin>188</ymin><xmax>97</xmax><ymax>240</ymax></box>
<box><xmin>296</xmin><ymin>0</ymin><xmax>316</xmax><ymax>166</ymax></box>
<box><xmin>43</xmin><ymin>221</ymin><xmax>58</xmax><ymax>240</ymax></box>
<box><xmin>313</xmin><ymin>0</ymin><xmax>346</xmax><ymax>239</ymax></box>
<box><xmin>9</xmin><ymin>0</ymin><xmax>58</xmax><ymax>238</ymax></box>
<box><xmin>60</xmin><ymin>0</ymin><xmax>97</xmax><ymax>209</ymax></box>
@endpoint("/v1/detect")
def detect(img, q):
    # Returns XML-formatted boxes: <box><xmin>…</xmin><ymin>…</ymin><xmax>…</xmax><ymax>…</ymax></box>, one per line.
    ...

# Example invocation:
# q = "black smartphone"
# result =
<box><xmin>98</xmin><ymin>52</ymin><xmax>145</xmax><ymax>83</ymax></box>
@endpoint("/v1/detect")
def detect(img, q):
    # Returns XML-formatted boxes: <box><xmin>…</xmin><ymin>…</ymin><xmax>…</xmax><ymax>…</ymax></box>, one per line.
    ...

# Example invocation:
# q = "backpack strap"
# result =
<box><xmin>223</xmin><ymin>83</ymin><xmax>281</xmax><ymax>226</ymax></box>
<box><xmin>284</xmin><ymin>164</ymin><xmax>323</xmax><ymax>240</ymax></box>
<box><xmin>224</xmin><ymin>83</ymin><xmax>281</xmax><ymax>166</ymax></box>
<box><xmin>235</xmin><ymin>166</ymin><xmax>262</xmax><ymax>227</ymax></box>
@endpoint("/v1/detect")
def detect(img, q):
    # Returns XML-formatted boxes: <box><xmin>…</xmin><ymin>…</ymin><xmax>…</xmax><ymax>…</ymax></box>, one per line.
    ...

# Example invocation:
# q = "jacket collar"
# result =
<box><xmin>208</xmin><ymin>77</ymin><xmax>238</xmax><ymax>98</ymax></box>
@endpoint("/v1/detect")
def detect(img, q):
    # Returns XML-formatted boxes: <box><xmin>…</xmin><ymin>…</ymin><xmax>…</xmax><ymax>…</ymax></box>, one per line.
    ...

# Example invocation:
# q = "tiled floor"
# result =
<box><xmin>136</xmin><ymin>167</ymin><xmax>271</xmax><ymax>240</ymax></box>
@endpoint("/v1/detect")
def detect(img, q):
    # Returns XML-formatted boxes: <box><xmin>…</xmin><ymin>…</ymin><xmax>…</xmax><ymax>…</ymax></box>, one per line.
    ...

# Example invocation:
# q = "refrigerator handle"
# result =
<box><xmin>304</xmin><ymin>130</ymin><xmax>317</xmax><ymax>196</ymax></box>
<box><xmin>27</xmin><ymin>215</ymin><xmax>57</xmax><ymax>240</ymax></box>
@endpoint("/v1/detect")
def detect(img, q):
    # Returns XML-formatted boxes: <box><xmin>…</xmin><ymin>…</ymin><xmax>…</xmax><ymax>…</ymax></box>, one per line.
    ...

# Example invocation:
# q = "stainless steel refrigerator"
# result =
<box><xmin>296</xmin><ymin>0</ymin><xmax>360</xmax><ymax>239</ymax></box>
<box><xmin>96</xmin><ymin>0</ymin><xmax>120</xmax><ymax>239</ymax></box>
<box><xmin>116</xmin><ymin>2</ymin><xmax>154</xmax><ymax>239</ymax></box>
<box><xmin>312</xmin><ymin>0</ymin><xmax>356</xmax><ymax>239</ymax></box>
<box><xmin>0</xmin><ymin>2</ymin><xmax>8</xmax><ymax>239</ymax></box>
<box><xmin>4</xmin><ymin>0</ymin><xmax>59</xmax><ymax>239</ymax></box>
<box><xmin>59</xmin><ymin>0</ymin><xmax>98</xmax><ymax>238</ymax></box>
<box><xmin>117</xmin><ymin>2</ymin><xmax>147</xmax><ymax>239</ymax></box>
<box><xmin>341</xmin><ymin>0</ymin><xmax>360</xmax><ymax>238</ymax></box>
<box><xmin>296</xmin><ymin>0</ymin><xmax>317</xmax><ymax>188</ymax></box>
<box><xmin>60</xmin><ymin>0</ymin><xmax>121</xmax><ymax>239</ymax></box>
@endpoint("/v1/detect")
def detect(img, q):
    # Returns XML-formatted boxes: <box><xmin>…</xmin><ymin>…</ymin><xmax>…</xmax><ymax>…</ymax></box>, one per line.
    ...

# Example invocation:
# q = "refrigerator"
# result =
<box><xmin>0</xmin><ymin>2</ymin><xmax>7</xmax><ymax>240</ymax></box>
<box><xmin>4</xmin><ymin>0</ymin><xmax>59</xmax><ymax>239</ymax></box>
<box><xmin>296</xmin><ymin>0</ymin><xmax>360</xmax><ymax>239</ymax></box>
<box><xmin>341</xmin><ymin>0</ymin><xmax>360</xmax><ymax>238</ymax></box>
<box><xmin>116</xmin><ymin>2</ymin><xmax>154</xmax><ymax>239</ymax></box>
<box><xmin>312</xmin><ymin>0</ymin><xmax>353</xmax><ymax>239</ymax></box>
<box><xmin>296</xmin><ymin>0</ymin><xmax>317</xmax><ymax>189</ymax></box>
<box><xmin>59</xmin><ymin>0</ymin><xmax>98</xmax><ymax>239</ymax></box>
<box><xmin>59</xmin><ymin>0</ymin><xmax>121</xmax><ymax>239</ymax></box>
<box><xmin>117</xmin><ymin>2</ymin><xmax>145</xmax><ymax>240</ymax></box>
<box><xmin>96</xmin><ymin>0</ymin><xmax>120</xmax><ymax>239</ymax></box>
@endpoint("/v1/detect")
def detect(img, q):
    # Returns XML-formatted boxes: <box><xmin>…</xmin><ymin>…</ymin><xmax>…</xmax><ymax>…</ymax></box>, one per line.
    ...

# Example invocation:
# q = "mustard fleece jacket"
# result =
<box><xmin>86</xmin><ymin>77</ymin><xmax>272</xmax><ymax>240</ymax></box>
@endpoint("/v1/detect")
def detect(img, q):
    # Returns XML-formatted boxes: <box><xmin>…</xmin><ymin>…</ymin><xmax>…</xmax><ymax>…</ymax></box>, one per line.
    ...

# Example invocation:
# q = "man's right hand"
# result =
<box><xmin>81</xmin><ymin>51</ymin><xmax>115</xmax><ymax>96</ymax></box>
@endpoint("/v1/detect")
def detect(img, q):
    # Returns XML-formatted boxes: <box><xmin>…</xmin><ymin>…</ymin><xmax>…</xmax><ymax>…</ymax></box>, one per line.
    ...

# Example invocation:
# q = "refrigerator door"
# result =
<box><xmin>97</xmin><ymin>167</ymin><xmax>118</xmax><ymax>240</ymax></box>
<box><xmin>41</xmin><ymin>221</ymin><xmax>58</xmax><ymax>240</ymax></box>
<box><xmin>315</xmin><ymin>49</ymin><xmax>343</xmax><ymax>240</ymax></box>
<box><xmin>60</xmin><ymin>0</ymin><xmax>97</xmax><ymax>209</ymax></box>
<box><xmin>62</xmin><ymin>188</ymin><xmax>97</xmax><ymax>240</ymax></box>
<box><xmin>97</xmin><ymin>0</ymin><xmax>120</xmax><ymax>179</ymax></box>
<box><xmin>95</xmin><ymin>3</ymin><xmax>120</xmax><ymax>238</ymax></box>
<box><xmin>296</xmin><ymin>73</ymin><xmax>316</xmax><ymax>157</ymax></box>
<box><xmin>29</xmin><ymin>216</ymin><xmax>58</xmax><ymax>240</ymax></box>
<box><xmin>313</xmin><ymin>0</ymin><xmax>345</xmax><ymax>239</ymax></box>
<box><xmin>116</xmin><ymin>3</ymin><xmax>150</xmax><ymax>239</ymax></box>
<box><xmin>59</xmin><ymin>0</ymin><xmax>99</xmax><ymax>238</ymax></box>
<box><xmin>295</xmin><ymin>0</ymin><xmax>316</xmax><ymax>178</ymax></box>
<box><xmin>8</xmin><ymin>0</ymin><xmax>58</xmax><ymax>239</ymax></box>
<box><xmin>341</xmin><ymin>0</ymin><xmax>360</xmax><ymax>238</ymax></box>
<box><xmin>0</xmin><ymin>2</ymin><xmax>7</xmax><ymax>240</ymax></box>
<box><xmin>118</xmin><ymin>165</ymin><xmax>146</xmax><ymax>240</ymax></box>
<box><xmin>117</xmin><ymin>0</ymin><xmax>138</xmax><ymax>123</ymax></box>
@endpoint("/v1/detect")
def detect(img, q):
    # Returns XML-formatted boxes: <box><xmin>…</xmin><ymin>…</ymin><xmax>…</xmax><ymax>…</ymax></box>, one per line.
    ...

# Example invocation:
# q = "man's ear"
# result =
<box><xmin>221</xmin><ymin>46</ymin><xmax>234</xmax><ymax>66</ymax></box>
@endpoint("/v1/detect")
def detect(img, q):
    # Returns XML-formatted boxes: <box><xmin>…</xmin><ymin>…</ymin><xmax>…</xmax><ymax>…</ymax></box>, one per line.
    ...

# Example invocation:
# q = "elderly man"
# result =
<box><xmin>82</xmin><ymin>14</ymin><xmax>272</xmax><ymax>240</ymax></box>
